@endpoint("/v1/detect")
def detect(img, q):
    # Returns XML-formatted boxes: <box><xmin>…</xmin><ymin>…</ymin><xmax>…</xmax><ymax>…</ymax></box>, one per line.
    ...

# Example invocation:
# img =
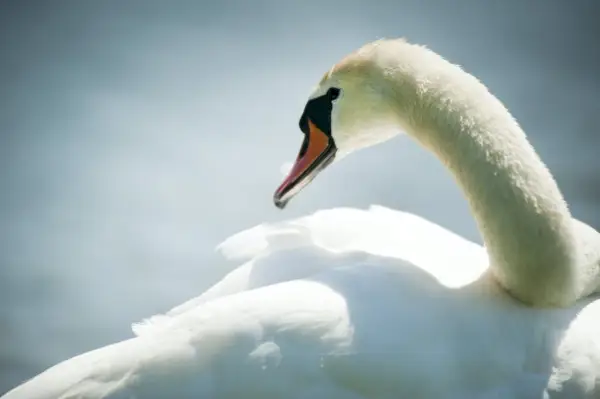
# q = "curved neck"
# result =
<box><xmin>386</xmin><ymin>59</ymin><xmax>582</xmax><ymax>306</ymax></box>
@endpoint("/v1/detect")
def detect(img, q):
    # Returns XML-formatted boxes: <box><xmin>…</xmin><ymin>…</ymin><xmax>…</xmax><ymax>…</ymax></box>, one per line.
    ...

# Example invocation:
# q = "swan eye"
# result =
<box><xmin>328</xmin><ymin>87</ymin><xmax>341</xmax><ymax>102</ymax></box>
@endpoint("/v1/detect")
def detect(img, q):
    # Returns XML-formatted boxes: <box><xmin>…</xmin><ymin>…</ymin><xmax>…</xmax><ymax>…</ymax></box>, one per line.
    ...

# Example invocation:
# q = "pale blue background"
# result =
<box><xmin>1</xmin><ymin>0</ymin><xmax>598</xmax><ymax>393</ymax></box>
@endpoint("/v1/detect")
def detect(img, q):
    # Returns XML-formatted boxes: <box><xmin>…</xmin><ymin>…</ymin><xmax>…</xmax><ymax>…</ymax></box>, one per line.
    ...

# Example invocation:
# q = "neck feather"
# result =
<box><xmin>385</xmin><ymin>50</ymin><xmax>582</xmax><ymax>306</ymax></box>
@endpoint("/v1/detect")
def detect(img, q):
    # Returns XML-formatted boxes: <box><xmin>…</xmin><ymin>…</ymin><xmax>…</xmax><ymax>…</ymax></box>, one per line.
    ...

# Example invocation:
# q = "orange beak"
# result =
<box><xmin>273</xmin><ymin>119</ymin><xmax>336</xmax><ymax>209</ymax></box>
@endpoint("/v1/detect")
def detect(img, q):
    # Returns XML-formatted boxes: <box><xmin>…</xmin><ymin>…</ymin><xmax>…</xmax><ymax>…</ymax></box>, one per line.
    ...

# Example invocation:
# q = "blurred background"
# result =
<box><xmin>0</xmin><ymin>0</ymin><xmax>598</xmax><ymax>393</ymax></box>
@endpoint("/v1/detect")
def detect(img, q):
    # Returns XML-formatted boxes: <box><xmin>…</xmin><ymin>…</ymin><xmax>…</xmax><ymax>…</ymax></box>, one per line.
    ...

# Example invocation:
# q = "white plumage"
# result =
<box><xmin>4</xmin><ymin>39</ymin><xmax>599</xmax><ymax>398</ymax></box>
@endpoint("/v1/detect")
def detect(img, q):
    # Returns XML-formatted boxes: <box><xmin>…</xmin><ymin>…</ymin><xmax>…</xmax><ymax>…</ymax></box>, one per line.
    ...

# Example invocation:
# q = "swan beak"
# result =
<box><xmin>273</xmin><ymin>119</ymin><xmax>336</xmax><ymax>209</ymax></box>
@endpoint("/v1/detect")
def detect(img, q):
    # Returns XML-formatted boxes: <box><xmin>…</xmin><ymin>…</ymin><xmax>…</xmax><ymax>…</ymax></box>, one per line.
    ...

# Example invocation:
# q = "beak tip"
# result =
<box><xmin>273</xmin><ymin>194</ymin><xmax>289</xmax><ymax>210</ymax></box>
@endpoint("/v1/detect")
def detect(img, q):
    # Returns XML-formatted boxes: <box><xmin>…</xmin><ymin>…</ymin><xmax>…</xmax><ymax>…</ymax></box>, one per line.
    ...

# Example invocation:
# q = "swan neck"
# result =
<box><xmin>389</xmin><ymin>65</ymin><xmax>581</xmax><ymax>306</ymax></box>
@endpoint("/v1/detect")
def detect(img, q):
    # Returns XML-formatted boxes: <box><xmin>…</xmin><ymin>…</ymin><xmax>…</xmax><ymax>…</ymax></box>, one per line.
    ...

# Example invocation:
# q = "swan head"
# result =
<box><xmin>274</xmin><ymin>40</ymin><xmax>403</xmax><ymax>209</ymax></box>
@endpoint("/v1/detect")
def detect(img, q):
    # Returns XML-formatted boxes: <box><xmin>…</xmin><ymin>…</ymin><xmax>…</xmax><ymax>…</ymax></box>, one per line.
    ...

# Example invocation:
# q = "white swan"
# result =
<box><xmin>4</xmin><ymin>38</ymin><xmax>600</xmax><ymax>399</ymax></box>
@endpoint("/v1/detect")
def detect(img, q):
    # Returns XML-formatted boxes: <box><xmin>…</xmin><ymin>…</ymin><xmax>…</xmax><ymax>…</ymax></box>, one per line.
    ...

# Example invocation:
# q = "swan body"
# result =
<box><xmin>4</xmin><ymin>39</ymin><xmax>600</xmax><ymax>398</ymax></box>
<box><xmin>5</xmin><ymin>206</ymin><xmax>600</xmax><ymax>398</ymax></box>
